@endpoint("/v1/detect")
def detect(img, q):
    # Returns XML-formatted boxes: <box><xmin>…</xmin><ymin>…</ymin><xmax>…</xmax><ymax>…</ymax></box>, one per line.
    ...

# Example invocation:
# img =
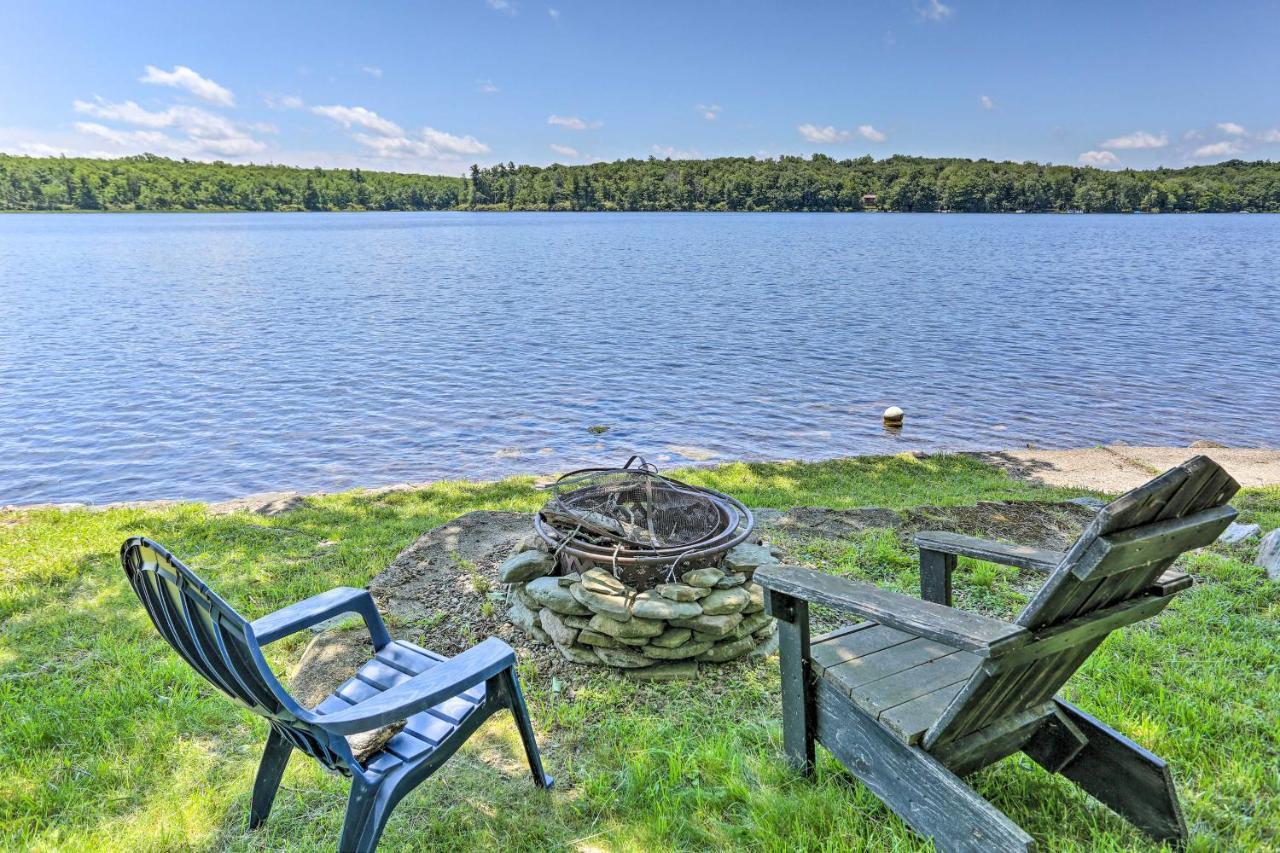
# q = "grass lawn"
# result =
<box><xmin>1</xmin><ymin>454</ymin><xmax>1276</xmax><ymax>851</ymax></box>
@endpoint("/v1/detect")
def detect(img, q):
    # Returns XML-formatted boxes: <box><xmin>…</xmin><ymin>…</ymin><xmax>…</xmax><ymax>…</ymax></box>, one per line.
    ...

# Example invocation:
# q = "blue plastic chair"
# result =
<box><xmin>121</xmin><ymin>537</ymin><xmax>552</xmax><ymax>852</ymax></box>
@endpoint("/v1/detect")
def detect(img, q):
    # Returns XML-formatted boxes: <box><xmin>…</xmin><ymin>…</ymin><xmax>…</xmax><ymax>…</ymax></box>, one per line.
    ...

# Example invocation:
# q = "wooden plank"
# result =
<box><xmin>1096</xmin><ymin>463</ymin><xmax>1191</xmax><ymax>534</ymax></box>
<box><xmin>756</xmin><ymin>563</ymin><xmax>1029</xmax><ymax>657</ymax></box>
<box><xmin>1149</xmin><ymin>569</ymin><xmax>1192</xmax><ymax>596</ymax></box>
<box><xmin>812</xmin><ymin>622</ymin><xmax>874</xmax><ymax>645</ymax></box>
<box><xmin>1053</xmin><ymin>700</ymin><xmax>1189</xmax><ymax>846</ymax></box>
<box><xmin>915</xmin><ymin>532</ymin><xmax>1063</xmax><ymax>572</ymax></box>
<box><xmin>812</xmin><ymin>679</ymin><xmax>1035</xmax><ymax>852</ymax></box>
<box><xmin>775</xmin><ymin>594</ymin><xmax>814</xmax><ymax>774</ymax></box>
<box><xmin>919</xmin><ymin>548</ymin><xmax>956</xmax><ymax>607</ymax></box>
<box><xmin>824</xmin><ymin>638</ymin><xmax>958</xmax><ymax>696</ymax></box>
<box><xmin>929</xmin><ymin>703</ymin><xmax>1055</xmax><ymax>777</ymax></box>
<box><xmin>1072</xmin><ymin>505</ymin><xmax>1237</xmax><ymax>581</ymax></box>
<box><xmin>810</xmin><ymin>624</ymin><xmax>913</xmax><ymax>676</ymax></box>
<box><xmin>852</xmin><ymin>651</ymin><xmax>981</xmax><ymax>717</ymax></box>
<box><xmin>879</xmin><ymin>681</ymin><xmax>969</xmax><ymax>745</ymax></box>
<box><xmin>1021</xmin><ymin>705</ymin><xmax>1088</xmax><ymax>774</ymax></box>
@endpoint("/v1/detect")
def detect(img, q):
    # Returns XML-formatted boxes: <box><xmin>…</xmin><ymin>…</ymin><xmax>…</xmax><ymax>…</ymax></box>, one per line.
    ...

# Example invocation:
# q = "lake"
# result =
<box><xmin>1</xmin><ymin>212</ymin><xmax>1277</xmax><ymax>505</ymax></box>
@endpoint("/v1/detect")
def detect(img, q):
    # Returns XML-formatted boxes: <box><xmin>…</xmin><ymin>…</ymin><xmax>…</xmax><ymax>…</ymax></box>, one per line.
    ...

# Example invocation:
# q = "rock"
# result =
<box><xmin>649</xmin><ymin>627</ymin><xmax>694</xmax><ymax>648</ymax></box>
<box><xmin>767</xmin><ymin>544</ymin><xmax>786</xmax><ymax>559</ymax></box>
<box><xmin>682</xmin><ymin>567</ymin><xmax>725</xmax><ymax>588</ymax></box>
<box><xmin>588</xmin><ymin>612</ymin><xmax>665</xmax><ymax>640</ymax></box>
<box><xmin>692</xmin><ymin>630</ymin><xmax>724</xmax><ymax>644</ymax></box>
<box><xmin>670</xmin><ymin>612</ymin><xmax>743</xmax><ymax>639</ymax></box>
<box><xmin>539</xmin><ymin>608</ymin><xmax>579</xmax><ymax>647</ymax></box>
<box><xmin>731</xmin><ymin>610</ymin><xmax>774</xmax><ymax>639</ymax></box>
<box><xmin>581</xmin><ymin>568</ymin><xmax>626</xmax><ymax>595</ymax></box>
<box><xmin>498</xmin><ymin>550</ymin><xmax>555</xmax><ymax>583</ymax></box>
<box><xmin>699</xmin><ymin>586</ymin><xmax>751</xmax><ymax>616</ymax></box>
<box><xmin>508</xmin><ymin>534</ymin><xmax>546</xmax><ymax>557</ymax></box>
<box><xmin>554</xmin><ymin>642</ymin><xmax>602</xmax><ymax>665</ymax></box>
<box><xmin>656</xmin><ymin>583</ymin><xmax>711</xmax><ymax>602</ymax></box>
<box><xmin>743</xmin><ymin>582</ymin><xmax>765</xmax><ymax>613</ymax></box>
<box><xmin>1219</xmin><ymin>522</ymin><xmax>1262</xmax><ymax>545</ymax></box>
<box><xmin>557</xmin><ymin>572</ymin><xmax>581</xmax><ymax>587</ymax></box>
<box><xmin>1067</xmin><ymin>496</ymin><xmax>1108</xmax><ymax>510</ymax></box>
<box><xmin>697</xmin><ymin>635</ymin><xmax>757</xmax><ymax>662</ymax></box>
<box><xmin>615</xmin><ymin>635</ymin><xmax>650</xmax><ymax>646</ymax></box>
<box><xmin>577</xmin><ymin>629</ymin><xmax>621</xmax><ymax>649</ymax></box>
<box><xmin>1256</xmin><ymin>529</ymin><xmax>1280</xmax><ymax>581</ymax></box>
<box><xmin>750</xmin><ymin>630</ymin><xmax>779</xmax><ymax>657</ymax></box>
<box><xmin>1190</xmin><ymin>439</ymin><xmax>1229</xmax><ymax>448</ymax></box>
<box><xmin>714</xmin><ymin>572</ymin><xmax>748</xmax><ymax>589</ymax></box>
<box><xmin>512</xmin><ymin>584</ymin><xmax>542</xmax><ymax>611</ymax></box>
<box><xmin>593</xmin><ymin>646</ymin><xmax>654</xmax><ymax>668</ymax></box>
<box><xmin>630</xmin><ymin>589</ymin><xmax>703</xmax><ymax>620</ymax></box>
<box><xmin>642</xmin><ymin>640</ymin><xmax>714</xmax><ymax>660</ymax></box>
<box><xmin>563</xmin><ymin>614</ymin><xmax>593</xmax><ymax>630</ymax></box>
<box><xmin>525</xmin><ymin>576</ymin><xmax>592</xmax><ymax>615</ymax></box>
<box><xmin>625</xmin><ymin>661</ymin><xmax>697</xmax><ymax>682</ymax></box>
<box><xmin>724</xmin><ymin>543</ymin><xmax>780</xmax><ymax>574</ymax></box>
<box><xmin>507</xmin><ymin>600</ymin><xmax>550</xmax><ymax>644</ymax></box>
<box><xmin>571</xmin><ymin>583</ymin><xmax>632</xmax><ymax>619</ymax></box>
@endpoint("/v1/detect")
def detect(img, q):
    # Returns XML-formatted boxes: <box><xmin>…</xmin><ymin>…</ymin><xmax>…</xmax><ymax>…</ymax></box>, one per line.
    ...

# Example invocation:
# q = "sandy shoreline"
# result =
<box><xmin>4</xmin><ymin>444</ymin><xmax>1278</xmax><ymax>515</ymax></box>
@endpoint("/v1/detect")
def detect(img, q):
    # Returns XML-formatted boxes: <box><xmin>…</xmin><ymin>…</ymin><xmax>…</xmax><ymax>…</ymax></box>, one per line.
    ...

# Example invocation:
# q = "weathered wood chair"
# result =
<box><xmin>756</xmin><ymin>456</ymin><xmax>1237</xmax><ymax>852</ymax></box>
<box><xmin>121</xmin><ymin>536</ymin><xmax>552</xmax><ymax>852</ymax></box>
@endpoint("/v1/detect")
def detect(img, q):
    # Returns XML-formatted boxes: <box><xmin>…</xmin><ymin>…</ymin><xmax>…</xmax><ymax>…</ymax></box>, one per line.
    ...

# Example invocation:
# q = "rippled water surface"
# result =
<box><xmin>1</xmin><ymin>212</ymin><xmax>1277</xmax><ymax>504</ymax></box>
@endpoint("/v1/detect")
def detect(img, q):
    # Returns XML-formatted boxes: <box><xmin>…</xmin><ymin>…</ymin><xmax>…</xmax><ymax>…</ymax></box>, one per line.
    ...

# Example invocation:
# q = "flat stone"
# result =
<box><xmin>525</xmin><ymin>576</ymin><xmax>592</xmax><ymax>615</ymax></box>
<box><xmin>581</xmin><ymin>567</ymin><xmax>626</xmax><ymax>595</ymax></box>
<box><xmin>1219</xmin><ymin>522</ymin><xmax>1262</xmax><ymax>545</ymax></box>
<box><xmin>656</xmin><ymin>583</ymin><xmax>711</xmax><ymax>602</ymax></box>
<box><xmin>625</xmin><ymin>661</ymin><xmax>698</xmax><ymax>682</ymax></box>
<box><xmin>513</xmin><ymin>584</ymin><xmax>541</xmax><ymax>611</ymax></box>
<box><xmin>750</xmin><ymin>631</ymin><xmax>779</xmax><ymax>657</ymax></box>
<box><xmin>507</xmin><ymin>600</ymin><xmax>550</xmax><ymax>644</ymax></box>
<box><xmin>670</xmin><ymin>612</ymin><xmax>742</xmax><ymax>639</ymax></box>
<box><xmin>714</xmin><ymin>572</ymin><xmax>748</xmax><ymax>589</ymax></box>
<box><xmin>563</xmin><ymin>614</ymin><xmax>593</xmax><ymax>629</ymax></box>
<box><xmin>593</xmin><ymin>646</ymin><xmax>654</xmax><ymax>668</ymax></box>
<box><xmin>571</xmin><ymin>583</ymin><xmax>632</xmax><ymax>619</ymax></box>
<box><xmin>508</xmin><ymin>534</ymin><xmax>547</xmax><ymax>557</ymax></box>
<box><xmin>697</xmin><ymin>635</ymin><xmax>756</xmax><ymax>662</ymax></box>
<box><xmin>649</xmin><ymin>627</ymin><xmax>693</xmax><ymax>649</ymax></box>
<box><xmin>1067</xmin><ymin>496</ymin><xmax>1108</xmax><ymax>510</ymax></box>
<box><xmin>1255</xmin><ymin>529</ymin><xmax>1280</xmax><ymax>581</ymax></box>
<box><xmin>554</xmin><ymin>641</ymin><xmax>603</xmax><ymax>665</ymax></box>
<box><xmin>699</xmin><ymin>586</ymin><xmax>751</xmax><ymax>616</ymax></box>
<box><xmin>498</xmin><ymin>549</ymin><xmax>556</xmax><ymax>583</ymax></box>
<box><xmin>692</xmin><ymin>630</ymin><xmax>723</xmax><ymax>644</ymax></box>
<box><xmin>641</xmin><ymin>640</ymin><xmax>714</xmax><ymax>660</ymax></box>
<box><xmin>724</xmin><ymin>543</ymin><xmax>780</xmax><ymax>574</ymax></box>
<box><xmin>743</xmin><ymin>582</ymin><xmax>765</xmax><ymax>613</ymax></box>
<box><xmin>630</xmin><ymin>589</ymin><xmax>703</xmax><ymax>620</ymax></box>
<box><xmin>615</xmin><ymin>635</ymin><xmax>650</xmax><ymax>646</ymax></box>
<box><xmin>576</xmin><ymin>629</ymin><xmax>621</xmax><ymax>649</ymax></box>
<box><xmin>682</xmin><ymin>567</ymin><xmax>725</xmax><ymax>588</ymax></box>
<box><xmin>557</xmin><ymin>572</ymin><xmax>581</xmax><ymax>587</ymax></box>
<box><xmin>588</xmin><ymin>612</ymin><xmax>665</xmax><ymax>640</ymax></box>
<box><xmin>539</xmin><ymin>608</ymin><xmax>579</xmax><ymax>647</ymax></box>
<box><xmin>731</xmin><ymin>610</ymin><xmax>774</xmax><ymax>639</ymax></box>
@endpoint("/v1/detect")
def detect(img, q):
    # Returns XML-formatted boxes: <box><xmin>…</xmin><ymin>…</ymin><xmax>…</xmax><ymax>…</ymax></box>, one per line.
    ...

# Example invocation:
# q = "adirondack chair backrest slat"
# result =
<box><xmin>122</xmin><ymin>537</ymin><xmax>358</xmax><ymax>774</ymax></box>
<box><xmin>922</xmin><ymin>456</ymin><xmax>1238</xmax><ymax>750</ymax></box>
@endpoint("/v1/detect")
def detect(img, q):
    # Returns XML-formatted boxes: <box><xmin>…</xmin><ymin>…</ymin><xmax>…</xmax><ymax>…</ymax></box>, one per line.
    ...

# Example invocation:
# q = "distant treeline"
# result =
<box><xmin>4</xmin><ymin>152</ymin><xmax>1280</xmax><ymax>213</ymax></box>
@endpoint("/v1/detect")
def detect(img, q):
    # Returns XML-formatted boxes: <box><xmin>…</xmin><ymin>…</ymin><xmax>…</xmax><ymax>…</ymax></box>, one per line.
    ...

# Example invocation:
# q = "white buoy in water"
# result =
<box><xmin>883</xmin><ymin>405</ymin><xmax>904</xmax><ymax>427</ymax></box>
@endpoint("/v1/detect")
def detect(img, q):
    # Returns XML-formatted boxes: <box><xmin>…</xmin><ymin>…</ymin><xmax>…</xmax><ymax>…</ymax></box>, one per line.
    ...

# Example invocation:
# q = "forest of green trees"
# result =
<box><xmin>4</xmin><ymin>151</ymin><xmax>1280</xmax><ymax>213</ymax></box>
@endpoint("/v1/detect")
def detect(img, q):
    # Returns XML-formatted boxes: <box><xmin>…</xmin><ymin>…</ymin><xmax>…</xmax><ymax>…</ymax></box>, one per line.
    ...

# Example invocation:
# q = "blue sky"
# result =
<box><xmin>2</xmin><ymin>0</ymin><xmax>1278</xmax><ymax>174</ymax></box>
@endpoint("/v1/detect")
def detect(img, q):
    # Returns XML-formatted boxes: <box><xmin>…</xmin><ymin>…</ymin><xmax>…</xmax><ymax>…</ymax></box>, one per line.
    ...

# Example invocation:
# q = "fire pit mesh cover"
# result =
<box><xmin>542</xmin><ymin>459</ymin><xmax>721</xmax><ymax>549</ymax></box>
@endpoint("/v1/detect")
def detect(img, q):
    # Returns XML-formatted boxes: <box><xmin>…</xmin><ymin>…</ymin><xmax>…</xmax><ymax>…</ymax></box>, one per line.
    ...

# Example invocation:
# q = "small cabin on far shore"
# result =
<box><xmin>862</xmin><ymin>194</ymin><xmax>878</xmax><ymax>207</ymax></box>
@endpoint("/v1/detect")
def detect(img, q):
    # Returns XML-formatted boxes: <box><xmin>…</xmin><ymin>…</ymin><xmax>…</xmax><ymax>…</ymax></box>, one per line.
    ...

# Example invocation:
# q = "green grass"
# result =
<box><xmin>0</xmin><ymin>454</ymin><xmax>1276</xmax><ymax>851</ymax></box>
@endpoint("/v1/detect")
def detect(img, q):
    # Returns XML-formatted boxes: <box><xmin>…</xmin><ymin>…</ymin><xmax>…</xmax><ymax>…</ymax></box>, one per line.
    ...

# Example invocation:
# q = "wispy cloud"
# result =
<box><xmin>1099</xmin><ymin>130</ymin><xmax>1167</xmax><ymax>150</ymax></box>
<box><xmin>549</xmin><ymin>143</ymin><xmax>578</xmax><ymax>158</ymax></box>
<box><xmin>798</xmin><ymin>123</ymin><xmax>886</xmax><ymax>144</ymax></box>
<box><xmin>311</xmin><ymin>104</ymin><xmax>402</xmax><ymax>136</ymax></box>
<box><xmin>652</xmin><ymin>144</ymin><xmax>700</xmax><ymax>160</ymax></box>
<box><xmin>311</xmin><ymin>102</ymin><xmax>488</xmax><ymax>162</ymax></box>
<box><xmin>140</xmin><ymin>65</ymin><xmax>235</xmax><ymax>107</ymax></box>
<box><xmin>1077</xmin><ymin>150</ymin><xmax>1118</xmax><ymax>167</ymax></box>
<box><xmin>1216</xmin><ymin>121</ymin><xmax>1246</xmax><ymax>136</ymax></box>
<box><xmin>548</xmin><ymin>7</ymin><xmax>560</xmax><ymax>18</ymax></box>
<box><xmin>263</xmin><ymin>93</ymin><xmax>304</xmax><ymax>110</ymax></box>
<box><xmin>548</xmin><ymin>114</ymin><xmax>601</xmax><ymax>130</ymax></box>
<box><xmin>857</xmin><ymin>124</ymin><xmax>886</xmax><ymax>142</ymax></box>
<box><xmin>1191</xmin><ymin>140</ymin><xmax>1243</xmax><ymax>159</ymax></box>
<box><xmin>360</xmin><ymin>66</ymin><xmax>383</xmax><ymax>79</ymax></box>
<box><xmin>916</xmin><ymin>0</ymin><xmax>953</xmax><ymax>22</ymax></box>
<box><xmin>1260</xmin><ymin>129</ymin><xmax>1280</xmax><ymax>143</ymax></box>
<box><xmin>477</xmin><ymin>79</ymin><xmax>500</xmax><ymax>94</ymax></box>
<box><xmin>486</xmin><ymin>0</ymin><xmax>517</xmax><ymax>14</ymax></box>
<box><xmin>696</xmin><ymin>103</ymin><xmax>722</xmax><ymax>121</ymax></box>
<box><xmin>73</xmin><ymin>96</ymin><xmax>264</xmax><ymax>156</ymax></box>
<box><xmin>980</xmin><ymin>95</ymin><xmax>995</xmax><ymax>110</ymax></box>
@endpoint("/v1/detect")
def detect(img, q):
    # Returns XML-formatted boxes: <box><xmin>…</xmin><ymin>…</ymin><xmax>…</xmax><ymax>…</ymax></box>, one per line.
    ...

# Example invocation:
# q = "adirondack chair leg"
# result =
<box><xmin>496</xmin><ymin>667</ymin><xmax>555</xmax><ymax>789</ymax></box>
<box><xmin>919</xmin><ymin>548</ymin><xmax>956</xmax><ymax>606</ymax></box>
<box><xmin>1046</xmin><ymin>700</ymin><xmax>1189</xmax><ymax>847</ymax></box>
<box><xmin>765</xmin><ymin>590</ymin><xmax>815</xmax><ymax>775</ymax></box>
<box><xmin>338</xmin><ymin>777</ymin><xmax>383</xmax><ymax>853</ymax></box>
<box><xmin>249</xmin><ymin>726</ymin><xmax>293</xmax><ymax>829</ymax></box>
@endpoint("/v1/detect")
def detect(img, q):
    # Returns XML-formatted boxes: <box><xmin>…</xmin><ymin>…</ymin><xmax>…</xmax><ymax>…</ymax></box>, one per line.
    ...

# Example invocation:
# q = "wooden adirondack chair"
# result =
<box><xmin>121</xmin><ymin>537</ymin><xmax>552</xmax><ymax>852</ymax></box>
<box><xmin>756</xmin><ymin>455</ymin><xmax>1238</xmax><ymax>852</ymax></box>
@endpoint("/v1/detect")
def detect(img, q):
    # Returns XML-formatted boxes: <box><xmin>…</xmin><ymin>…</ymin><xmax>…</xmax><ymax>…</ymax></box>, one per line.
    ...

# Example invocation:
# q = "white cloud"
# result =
<box><xmin>264</xmin><ymin>93</ymin><xmax>304</xmax><ymax>110</ymax></box>
<box><xmin>857</xmin><ymin>124</ymin><xmax>887</xmax><ymax>142</ymax></box>
<box><xmin>980</xmin><ymin>95</ymin><xmax>995</xmax><ymax>110</ymax></box>
<box><xmin>696</xmin><ymin>103</ymin><xmax>722</xmax><ymax>121</ymax></box>
<box><xmin>140</xmin><ymin>65</ymin><xmax>235</xmax><ymax>107</ymax></box>
<box><xmin>1260</xmin><ymin>128</ymin><xmax>1280</xmax><ymax>143</ymax></box>
<box><xmin>1078</xmin><ymin>150</ymin><xmax>1119</xmax><ymax>167</ymax></box>
<box><xmin>1099</xmin><ymin>130</ymin><xmax>1168</xmax><ymax>150</ymax></box>
<box><xmin>652</xmin><ymin>144</ymin><xmax>700</xmax><ymax>160</ymax></box>
<box><xmin>1191</xmin><ymin>141</ymin><xmax>1243</xmax><ymax>159</ymax></box>
<box><xmin>486</xmin><ymin>0</ymin><xmax>517</xmax><ymax>13</ymax></box>
<box><xmin>548</xmin><ymin>7</ymin><xmax>560</xmax><ymax>18</ymax></box>
<box><xmin>477</xmin><ymin>79</ymin><xmax>500</xmax><ymax>94</ymax></box>
<box><xmin>549</xmin><ymin>143</ymin><xmax>578</xmax><ymax>158</ymax></box>
<box><xmin>1216</xmin><ymin>122</ymin><xmax>1246</xmax><ymax>136</ymax></box>
<box><xmin>548</xmin><ymin>114</ymin><xmax>600</xmax><ymax>130</ymax></box>
<box><xmin>916</xmin><ymin>0</ymin><xmax>953</xmax><ymax>22</ymax></box>
<box><xmin>361</xmin><ymin>66</ymin><xmax>383</xmax><ymax>78</ymax></box>
<box><xmin>798</xmin><ymin>124</ymin><xmax>851</xmax><ymax>144</ymax></box>
<box><xmin>72</xmin><ymin>97</ymin><xmax>265</xmax><ymax>156</ymax></box>
<box><xmin>311</xmin><ymin>104</ymin><xmax>403</xmax><ymax>136</ymax></box>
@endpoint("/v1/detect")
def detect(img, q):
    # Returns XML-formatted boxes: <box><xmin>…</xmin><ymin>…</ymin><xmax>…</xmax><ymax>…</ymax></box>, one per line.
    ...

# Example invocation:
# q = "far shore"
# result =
<box><xmin>5</xmin><ymin>443</ymin><xmax>1277</xmax><ymax>515</ymax></box>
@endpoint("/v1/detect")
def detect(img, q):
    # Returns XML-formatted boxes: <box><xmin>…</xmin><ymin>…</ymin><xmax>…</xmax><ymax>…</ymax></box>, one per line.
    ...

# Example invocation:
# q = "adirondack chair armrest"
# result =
<box><xmin>755</xmin><ymin>564</ymin><xmax>1029</xmax><ymax>657</ymax></box>
<box><xmin>312</xmin><ymin>637</ymin><xmax>517</xmax><ymax>735</ymax></box>
<box><xmin>251</xmin><ymin>586</ymin><xmax>392</xmax><ymax>648</ymax></box>
<box><xmin>914</xmin><ymin>531</ymin><xmax>1064</xmax><ymax>572</ymax></box>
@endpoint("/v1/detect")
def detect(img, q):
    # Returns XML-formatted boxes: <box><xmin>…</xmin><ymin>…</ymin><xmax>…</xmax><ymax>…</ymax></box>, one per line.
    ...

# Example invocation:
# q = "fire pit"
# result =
<box><xmin>500</xmin><ymin>458</ymin><xmax>781</xmax><ymax>674</ymax></box>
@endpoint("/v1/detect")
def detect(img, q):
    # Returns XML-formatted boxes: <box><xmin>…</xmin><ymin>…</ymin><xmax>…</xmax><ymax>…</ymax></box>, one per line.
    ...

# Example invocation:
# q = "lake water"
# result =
<box><xmin>1</xmin><ymin>212</ymin><xmax>1277</xmax><ymax>505</ymax></box>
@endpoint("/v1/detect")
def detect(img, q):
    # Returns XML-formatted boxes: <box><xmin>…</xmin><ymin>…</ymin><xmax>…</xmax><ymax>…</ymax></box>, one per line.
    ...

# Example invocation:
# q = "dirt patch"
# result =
<box><xmin>971</xmin><ymin>445</ymin><xmax>1280</xmax><ymax>492</ymax></box>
